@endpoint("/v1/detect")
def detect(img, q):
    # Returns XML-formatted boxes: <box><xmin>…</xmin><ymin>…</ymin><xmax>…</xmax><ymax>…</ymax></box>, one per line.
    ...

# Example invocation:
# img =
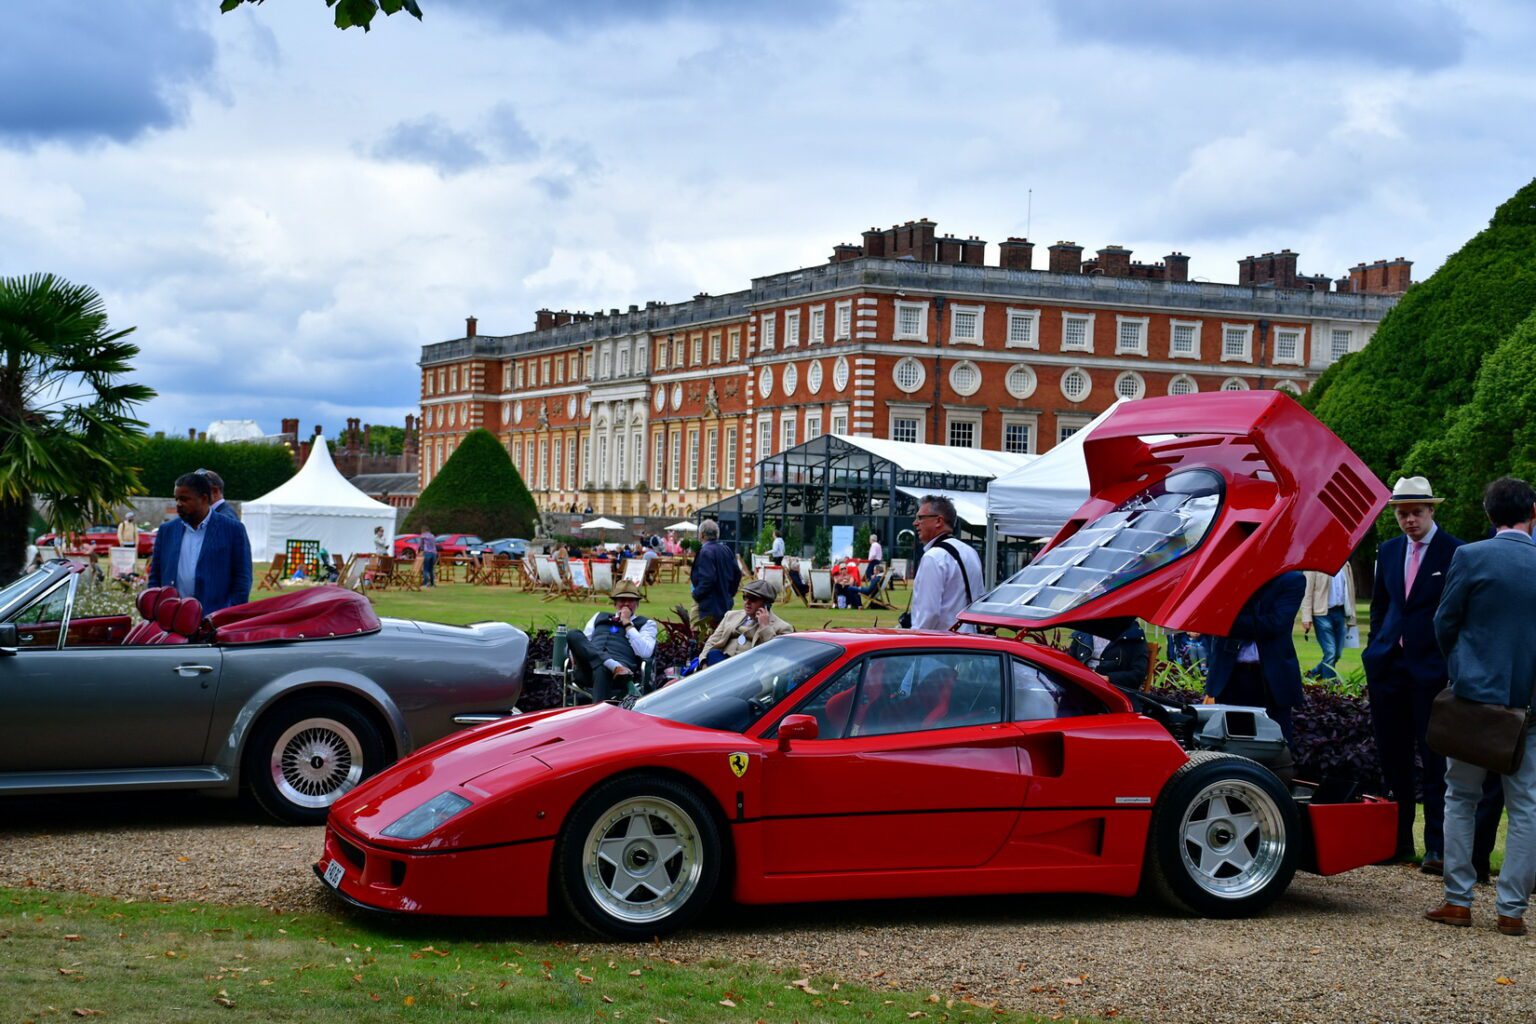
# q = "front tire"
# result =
<box><xmin>1146</xmin><ymin>751</ymin><xmax>1299</xmax><ymax>917</ymax></box>
<box><xmin>556</xmin><ymin>775</ymin><xmax>721</xmax><ymax>940</ymax></box>
<box><xmin>244</xmin><ymin>698</ymin><xmax>387</xmax><ymax>826</ymax></box>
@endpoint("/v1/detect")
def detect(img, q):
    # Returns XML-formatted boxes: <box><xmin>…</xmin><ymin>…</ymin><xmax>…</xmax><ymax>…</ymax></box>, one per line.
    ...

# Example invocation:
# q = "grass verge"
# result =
<box><xmin>0</xmin><ymin>887</ymin><xmax>1099</xmax><ymax>1024</ymax></box>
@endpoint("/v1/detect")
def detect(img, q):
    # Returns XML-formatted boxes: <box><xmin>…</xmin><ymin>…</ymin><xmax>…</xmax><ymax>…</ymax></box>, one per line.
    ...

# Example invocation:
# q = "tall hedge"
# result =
<box><xmin>136</xmin><ymin>437</ymin><xmax>296</xmax><ymax>499</ymax></box>
<box><xmin>403</xmin><ymin>428</ymin><xmax>538</xmax><ymax>538</ymax></box>
<box><xmin>1400</xmin><ymin>310</ymin><xmax>1536</xmax><ymax>539</ymax></box>
<box><xmin>1304</xmin><ymin>178</ymin><xmax>1536</xmax><ymax>493</ymax></box>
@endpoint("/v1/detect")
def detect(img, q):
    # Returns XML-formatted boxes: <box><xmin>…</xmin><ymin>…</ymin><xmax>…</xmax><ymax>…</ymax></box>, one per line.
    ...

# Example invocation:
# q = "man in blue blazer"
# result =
<box><xmin>1203</xmin><ymin>571</ymin><xmax>1306</xmax><ymax>746</ymax></box>
<box><xmin>1426</xmin><ymin>476</ymin><xmax>1536</xmax><ymax>936</ymax></box>
<box><xmin>1363</xmin><ymin>475</ymin><xmax>1464</xmax><ymax>871</ymax></box>
<box><xmin>148</xmin><ymin>471</ymin><xmax>253</xmax><ymax>613</ymax></box>
<box><xmin>196</xmin><ymin>468</ymin><xmax>239</xmax><ymax>521</ymax></box>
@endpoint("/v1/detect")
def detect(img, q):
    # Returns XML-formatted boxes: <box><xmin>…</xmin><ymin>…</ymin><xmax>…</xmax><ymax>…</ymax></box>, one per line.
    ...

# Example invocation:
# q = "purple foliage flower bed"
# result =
<box><xmin>1149</xmin><ymin>683</ymin><xmax>1385</xmax><ymax>793</ymax></box>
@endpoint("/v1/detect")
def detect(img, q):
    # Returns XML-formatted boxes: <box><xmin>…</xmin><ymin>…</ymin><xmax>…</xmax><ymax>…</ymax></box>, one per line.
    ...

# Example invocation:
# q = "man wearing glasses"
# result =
<box><xmin>907</xmin><ymin>495</ymin><xmax>982</xmax><ymax>633</ymax></box>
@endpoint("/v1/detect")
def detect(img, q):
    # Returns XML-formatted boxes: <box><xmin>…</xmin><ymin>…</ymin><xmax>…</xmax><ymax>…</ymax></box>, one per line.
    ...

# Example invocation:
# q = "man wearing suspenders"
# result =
<box><xmin>907</xmin><ymin>494</ymin><xmax>984</xmax><ymax>633</ymax></box>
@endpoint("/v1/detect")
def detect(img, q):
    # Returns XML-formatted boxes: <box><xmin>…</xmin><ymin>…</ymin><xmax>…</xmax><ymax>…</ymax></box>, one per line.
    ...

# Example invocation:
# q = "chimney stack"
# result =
<box><xmin>830</xmin><ymin>242</ymin><xmax>863</xmax><ymax>263</ymax></box>
<box><xmin>998</xmin><ymin>237</ymin><xmax>1034</xmax><ymax>271</ymax></box>
<box><xmin>535</xmin><ymin>309</ymin><xmax>556</xmax><ymax>330</ymax></box>
<box><xmin>1164</xmin><ymin>252</ymin><xmax>1190</xmax><ymax>282</ymax></box>
<box><xmin>1048</xmin><ymin>241</ymin><xmax>1083</xmax><ymax>275</ymax></box>
<box><xmin>465</xmin><ymin>316</ymin><xmax>478</xmax><ymax>337</ymax></box>
<box><xmin>281</xmin><ymin>417</ymin><xmax>299</xmax><ymax>437</ymax></box>
<box><xmin>862</xmin><ymin>226</ymin><xmax>887</xmax><ymax>258</ymax></box>
<box><xmin>1095</xmin><ymin>245</ymin><xmax>1132</xmax><ymax>277</ymax></box>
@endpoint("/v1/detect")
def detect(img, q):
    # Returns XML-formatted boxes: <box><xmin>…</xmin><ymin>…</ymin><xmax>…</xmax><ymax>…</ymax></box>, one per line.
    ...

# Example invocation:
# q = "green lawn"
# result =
<box><xmin>0</xmin><ymin>887</ymin><xmax>1080</xmax><ymax>1024</ymax></box>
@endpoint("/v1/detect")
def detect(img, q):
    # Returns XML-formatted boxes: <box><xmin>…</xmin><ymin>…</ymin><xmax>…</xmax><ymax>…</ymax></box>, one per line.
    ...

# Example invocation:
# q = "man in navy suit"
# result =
<box><xmin>148</xmin><ymin>471</ymin><xmax>253</xmax><ymax>613</ymax></box>
<box><xmin>1203</xmin><ymin>571</ymin><xmax>1306</xmax><ymax>746</ymax></box>
<box><xmin>1363</xmin><ymin>475</ymin><xmax>1463</xmax><ymax>872</ymax></box>
<box><xmin>196</xmin><ymin>468</ymin><xmax>239</xmax><ymax>520</ymax></box>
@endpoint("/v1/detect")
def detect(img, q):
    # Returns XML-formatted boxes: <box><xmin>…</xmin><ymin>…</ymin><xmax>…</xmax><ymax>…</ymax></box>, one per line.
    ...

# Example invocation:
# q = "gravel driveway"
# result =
<box><xmin>2</xmin><ymin>791</ymin><xmax>1532</xmax><ymax>1024</ymax></box>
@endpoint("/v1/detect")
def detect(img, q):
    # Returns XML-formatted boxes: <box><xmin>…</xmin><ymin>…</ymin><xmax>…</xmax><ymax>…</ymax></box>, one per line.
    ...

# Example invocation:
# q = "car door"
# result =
<box><xmin>757</xmin><ymin>648</ymin><xmax>1022</xmax><ymax>874</ymax></box>
<box><xmin>0</xmin><ymin>576</ymin><xmax>223</xmax><ymax>773</ymax></box>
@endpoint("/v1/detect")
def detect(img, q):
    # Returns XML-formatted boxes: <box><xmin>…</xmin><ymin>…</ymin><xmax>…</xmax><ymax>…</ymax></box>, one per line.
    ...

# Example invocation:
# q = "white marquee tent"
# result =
<box><xmin>984</xmin><ymin>402</ymin><xmax>1125</xmax><ymax>541</ymax></box>
<box><xmin>240</xmin><ymin>436</ymin><xmax>396</xmax><ymax>561</ymax></box>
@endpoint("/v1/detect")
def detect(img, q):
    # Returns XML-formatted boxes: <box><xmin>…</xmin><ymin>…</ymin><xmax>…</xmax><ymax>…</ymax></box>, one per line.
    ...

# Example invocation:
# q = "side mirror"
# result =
<box><xmin>776</xmin><ymin>713</ymin><xmax>819</xmax><ymax>751</ymax></box>
<box><xmin>0</xmin><ymin>622</ymin><xmax>17</xmax><ymax>654</ymax></box>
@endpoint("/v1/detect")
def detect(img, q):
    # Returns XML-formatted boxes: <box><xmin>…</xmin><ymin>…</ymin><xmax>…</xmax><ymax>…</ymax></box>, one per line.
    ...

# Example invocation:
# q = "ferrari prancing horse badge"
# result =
<box><xmin>728</xmin><ymin>752</ymin><xmax>749</xmax><ymax>778</ymax></box>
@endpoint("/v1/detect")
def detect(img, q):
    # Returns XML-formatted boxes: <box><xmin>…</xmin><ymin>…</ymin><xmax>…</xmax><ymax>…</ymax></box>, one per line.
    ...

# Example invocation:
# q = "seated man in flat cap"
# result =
<box><xmin>568</xmin><ymin>580</ymin><xmax>657</xmax><ymax>702</ymax></box>
<box><xmin>700</xmin><ymin>578</ymin><xmax>794</xmax><ymax>666</ymax></box>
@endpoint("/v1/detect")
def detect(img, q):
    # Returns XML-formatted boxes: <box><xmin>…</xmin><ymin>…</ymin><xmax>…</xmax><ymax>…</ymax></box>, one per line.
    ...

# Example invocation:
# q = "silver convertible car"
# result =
<box><xmin>0</xmin><ymin>561</ymin><xmax>526</xmax><ymax>824</ymax></box>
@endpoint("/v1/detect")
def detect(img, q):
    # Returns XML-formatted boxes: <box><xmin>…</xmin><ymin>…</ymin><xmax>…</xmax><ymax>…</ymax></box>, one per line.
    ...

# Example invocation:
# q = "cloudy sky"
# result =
<box><xmin>3</xmin><ymin>0</ymin><xmax>1533</xmax><ymax>437</ymax></box>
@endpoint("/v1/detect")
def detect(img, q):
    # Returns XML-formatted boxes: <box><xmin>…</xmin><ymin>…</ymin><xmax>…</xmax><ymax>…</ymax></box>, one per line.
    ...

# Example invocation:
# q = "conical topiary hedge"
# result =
<box><xmin>403</xmin><ymin>428</ymin><xmax>539</xmax><ymax>539</ymax></box>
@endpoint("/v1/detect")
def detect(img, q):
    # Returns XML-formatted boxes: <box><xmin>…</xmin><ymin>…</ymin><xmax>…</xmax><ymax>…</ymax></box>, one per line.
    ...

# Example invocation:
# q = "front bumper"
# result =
<box><xmin>1302</xmin><ymin>796</ymin><xmax>1397</xmax><ymax>875</ymax></box>
<box><xmin>315</xmin><ymin>823</ymin><xmax>554</xmax><ymax>917</ymax></box>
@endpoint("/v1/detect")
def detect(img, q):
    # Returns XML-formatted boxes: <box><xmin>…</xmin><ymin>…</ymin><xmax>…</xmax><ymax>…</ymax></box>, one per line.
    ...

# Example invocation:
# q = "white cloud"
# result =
<box><xmin>1</xmin><ymin>0</ymin><xmax>1533</xmax><ymax>436</ymax></box>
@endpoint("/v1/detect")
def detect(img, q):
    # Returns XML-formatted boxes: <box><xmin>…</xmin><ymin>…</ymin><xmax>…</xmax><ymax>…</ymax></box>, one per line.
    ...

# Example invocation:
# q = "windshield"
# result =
<box><xmin>968</xmin><ymin>468</ymin><xmax>1223</xmax><ymax>620</ymax></box>
<box><xmin>633</xmin><ymin>638</ymin><xmax>843</xmax><ymax>732</ymax></box>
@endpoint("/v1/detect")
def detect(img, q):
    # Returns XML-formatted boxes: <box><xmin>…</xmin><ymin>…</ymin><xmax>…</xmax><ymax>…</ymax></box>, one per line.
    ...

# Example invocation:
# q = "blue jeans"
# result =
<box><xmin>1444</xmin><ymin>731</ymin><xmax>1536</xmax><ymax>919</ymax></box>
<box><xmin>422</xmin><ymin>552</ymin><xmax>437</xmax><ymax>587</ymax></box>
<box><xmin>1311</xmin><ymin>606</ymin><xmax>1348</xmax><ymax>678</ymax></box>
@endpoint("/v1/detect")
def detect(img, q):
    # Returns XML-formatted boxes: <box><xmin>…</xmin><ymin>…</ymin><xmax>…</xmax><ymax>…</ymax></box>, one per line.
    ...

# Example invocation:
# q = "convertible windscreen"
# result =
<box><xmin>633</xmin><ymin>638</ymin><xmax>842</xmax><ymax>732</ymax></box>
<box><xmin>969</xmin><ymin>469</ymin><xmax>1223</xmax><ymax>620</ymax></box>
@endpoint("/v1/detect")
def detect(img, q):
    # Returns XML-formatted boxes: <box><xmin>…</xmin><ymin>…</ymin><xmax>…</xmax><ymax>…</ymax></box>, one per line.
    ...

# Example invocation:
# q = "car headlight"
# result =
<box><xmin>380</xmin><ymin>791</ymin><xmax>473</xmax><ymax>840</ymax></box>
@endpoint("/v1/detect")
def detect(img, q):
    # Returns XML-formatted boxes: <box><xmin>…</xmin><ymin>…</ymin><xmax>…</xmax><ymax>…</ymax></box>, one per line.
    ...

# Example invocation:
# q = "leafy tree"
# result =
<box><xmin>813</xmin><ymin>526</ymin><xmax>832</xmax><ymax>567</ymax></box>
<box><xmin>0</xmin><ymin>274</ymin><xmax>154</xmax><ymax>581</ymax></box>
<box><xmin>220</xmin><ymin>0</ymin><xmax>422</xmax><ymax>31</ymax></box>
<box><xmin>137</xmin><ymin>436</ymin><xmax>296</xmax><ymax>500</ymax></box>
<box><xmin>1305</xmin><ymin>178</ymin><xmax>1536</xmax><ymax>484</ymax></box>
<box><xmin>403</xmin><ymin>428</ymin><xmax>537</xmax><ymax>538</ymax></box>
<box><xmin>1401</xmin><ymin>310</ymin><xmax>1536</xmax><ymax>539</ymax></box>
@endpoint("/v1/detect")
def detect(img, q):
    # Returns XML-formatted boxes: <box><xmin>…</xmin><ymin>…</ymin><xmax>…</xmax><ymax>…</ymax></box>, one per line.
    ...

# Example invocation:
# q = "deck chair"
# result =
<box><xmin>340</xmin><ymin>555</ymin><xmax>367</xmax><ymax>592</ymax></box>
<box><xmin>865</xmin><ymin>570</ymin><xmax>899</xmax><ymax>611</ymax></box>
<box><xmin>480</xmin><ymin>554</ymin><xmax>511</xmax><ymax>586</ymax></box>
<box><xmin>759</xmin><ymin>565</ymin><xmax>786</xmax><ymax>595</ymax></box>
<box><xmin>621</xmin><ymin>557</ymin><xmax>649</xmax><ymax>598</ymax></box>
<box><xmin>516</xmin><ymin>555</ymin><xmax>543</xmax><ymax>592</ymax></box>
<box><xmin>590</xmin><ymin>559</ymin><xmax>615</xmax><ymax>597</ymax></box>
<box><xmin>363</xmin><ymin>554</ymin><xmax>393</xmax><ymax>590</ymax></box>
<box><xmin>807</xmin><ymin>568</ymin><xmax>836</xmax><ymax>608</ymax></box>
<box><xmin>393</xmin><ymin>553</ymin><xmax>425</xmax><ymax>591</ymax></box>
<box><xmin>258</xmin><ymin>553</ymin><xmax>287</xmax><ymax>591</ymax></box>
<box><xmin>566</xmin><ymin>559</ymin><xmax>593</xmax><ymax>602</ymax></box>
<box><xmin>538</xmin><ymin>556</ymin><xmax>572</xmax><ymax>602</ymax></box>
<box><xmin>889</xmin><ymin>558</ymin><xmax>910</xmax><ymax>589</ymax></box>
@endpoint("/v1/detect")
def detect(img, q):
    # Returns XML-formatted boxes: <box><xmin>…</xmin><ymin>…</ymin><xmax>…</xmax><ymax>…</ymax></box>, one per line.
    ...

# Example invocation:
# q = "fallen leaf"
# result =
<box><xmin>629</xmin><ymin>970</ymin><xmax>643</xmax><ymax>977</ymax></box>
<box><xmin>177</xmin><ymin>856</ymin><xmax>190</xmax><ymax>863</ymax></box>
<box><xmin>603</xmin><ymin>996</ymin><xmax>615</xmax><ymax>1004</ymax></box>
<box><xmin>404</xmin><ymin>995</ymin><xmax>416</xmax><ymax>1006</ymax></box>
<box><xmin>719</xmin><ymin>999</ymin><xmax>736</xmax><ymax>1008</ymax></box>
<box><xmin>1496</xmin><ymin>977</ymin><xmax>1514</xmax><ymax>986</ymax></box>
<box><xmin>72</xmin><ymin>1012</ymin><xmax>105</xmax><ymax>1018</ymax></box>
<box><xmin>907</xmin><ymin>1013</ymin><xmax>927</xmax><ymax>1020</ymax></box>
<box><xmin>63</xmin><ymin>935</ymin><xmax>83</xmax><ymax>942</ymax></box>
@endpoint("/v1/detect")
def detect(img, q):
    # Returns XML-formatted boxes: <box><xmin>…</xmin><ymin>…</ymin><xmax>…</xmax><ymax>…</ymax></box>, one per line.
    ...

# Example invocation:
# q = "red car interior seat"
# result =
<box><xmin>123</xmin><ymin>586</ymin><xmax>177</xmax><ymax>645</ymax></box>
<box><xmin>918</xmin><ymin>666</ymin><xmax>957</xmax><ymax>728</ymax></box>
<box><xmin>151</xmin><ymin>597</ymin><xmax>204</xmax><ymax>645</ymax></box>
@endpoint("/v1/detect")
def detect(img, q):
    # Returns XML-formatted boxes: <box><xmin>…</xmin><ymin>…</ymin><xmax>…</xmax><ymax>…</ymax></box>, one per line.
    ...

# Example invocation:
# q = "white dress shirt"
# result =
<box><xmin>1404</xmin><ymin>523</ymin><xmax>1437</xmax><ymax>582</ymax></box>
<box><xmin>868</xmin><ymin>539</ymin><xmax>883</xmax><ymax>562</ymax></box>
<box><xmin>909</xmin><ymin>533</ymin><xmax>983</xmax><ymax>633</ymax></box>
<box><xmin>175</xmin><ymin>514</ymin><xmax>210</xmax><ymax>597</ymax></box>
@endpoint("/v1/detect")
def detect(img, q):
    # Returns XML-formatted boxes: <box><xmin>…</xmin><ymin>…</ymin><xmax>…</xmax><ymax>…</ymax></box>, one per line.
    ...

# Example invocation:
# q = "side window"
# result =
<box><xmin>798</xmin><ymin>662</ymin><xmax>863</xmax><ymax>739</ymax></box>
<box><xmin>8</xmin><ymin>581</ymin><xmax>71</xmax><ymax>649</ymax></box>
<box><xmin>848</xmin><ymin>652</ymin><xmax>1004</xmax><ymax>739</ymax></box>
<box><xmin>1012</xmin><ymin>658</ymin><xmax>1106</xmax><ymax>721</ymax></box>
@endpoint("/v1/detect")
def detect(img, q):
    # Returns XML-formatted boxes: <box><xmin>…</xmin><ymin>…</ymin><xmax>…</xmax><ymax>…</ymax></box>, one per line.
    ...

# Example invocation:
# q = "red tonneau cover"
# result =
<box><xmin>208</xmin><ymin>586</ymin><xmax>381</xmax><ymax>645</ymax></box>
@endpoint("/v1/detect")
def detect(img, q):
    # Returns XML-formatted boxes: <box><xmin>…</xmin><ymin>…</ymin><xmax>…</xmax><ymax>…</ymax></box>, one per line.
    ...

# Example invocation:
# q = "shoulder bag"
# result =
<box><xmin>1426</xmin><ymin>688</ymin><xmax>1532</xmax><ymax>775</ymax></box>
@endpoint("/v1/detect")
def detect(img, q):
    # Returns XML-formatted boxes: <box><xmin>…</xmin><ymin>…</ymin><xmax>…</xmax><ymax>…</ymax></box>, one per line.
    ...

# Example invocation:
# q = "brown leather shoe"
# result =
<box><xmin>1497</xmin><ymin>916</ymin><xmax>1527</xmax><ymax>936</ymax></box>
<box><xmin>1425</xmin><ymin>903</ymin><xmax>1472</xmax><ymax>927</ymax></box>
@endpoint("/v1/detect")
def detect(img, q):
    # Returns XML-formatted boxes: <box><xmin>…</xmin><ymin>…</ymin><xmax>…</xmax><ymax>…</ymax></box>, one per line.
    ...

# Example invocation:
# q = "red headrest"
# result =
<box><xmin>137</xmin><ymin>586</ymin><xmax>176</xmax><ymax>620</ymax></box>
<box><xmin>155</xmin><ymin>597</ymin><xmax>183</xmax><ymax>630</ymax></box>
<box><xmin>170</xmin><ymin>598</ymin><xmax>203</xmax><ymax>637</ymax></box>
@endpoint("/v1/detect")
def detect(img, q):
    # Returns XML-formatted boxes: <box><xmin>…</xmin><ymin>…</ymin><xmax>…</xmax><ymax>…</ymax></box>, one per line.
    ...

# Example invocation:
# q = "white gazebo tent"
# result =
<box><xmin>240</xmin><ymin>436</ymin><xmax>396</xmax><ymax>561</ymax></box>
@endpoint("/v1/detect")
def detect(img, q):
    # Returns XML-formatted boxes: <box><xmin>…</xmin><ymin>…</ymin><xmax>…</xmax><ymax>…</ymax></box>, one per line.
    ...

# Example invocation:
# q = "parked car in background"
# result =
<box><xmin>392</xmin><ymin>533</ymin><xmax>484</xmax><ymax>560</ymax></box>
<box><xmin>465</xmin><ymin>537</ymin><xmax>528</xmax><ymax>561</ymax></box>
<box><xmin>36</xmin><ymin>526</ymin><xmax>156</xmax><ymax>559</ymax></box>
<box><xmin>0</xmin><ymin>561</ymin><xmax>528</xmax><ymax>824</ymax></box>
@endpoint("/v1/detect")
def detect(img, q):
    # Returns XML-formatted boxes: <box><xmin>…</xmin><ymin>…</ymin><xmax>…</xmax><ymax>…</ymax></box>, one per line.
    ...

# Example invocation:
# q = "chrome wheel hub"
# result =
<box><xmin>270</xmin><ymin>717</ymin><xmax>364</xmax><ymax>809</ymax></box>
<box><xmin>1178</xmin><ymin>780</ymin><xmax>1286</xmax><ymax>899</ymax></box>
<box><xmin>583</xmin><ymin>797</ymin><xmax>702</xmax><ymax>924</ymax></box>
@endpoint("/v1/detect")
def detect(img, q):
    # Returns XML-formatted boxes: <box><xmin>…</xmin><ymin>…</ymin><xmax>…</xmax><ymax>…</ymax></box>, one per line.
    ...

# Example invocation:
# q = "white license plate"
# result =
<box><xmin>323</xmin><ymin>858</ymin><xmax>346</xmax><ymax>888</ymax></box>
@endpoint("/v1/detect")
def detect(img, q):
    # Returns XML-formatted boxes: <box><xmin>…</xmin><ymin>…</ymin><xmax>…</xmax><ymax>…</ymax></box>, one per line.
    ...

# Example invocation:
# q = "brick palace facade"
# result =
<box><xmin>418</xmin><ymin>220</ymin><xmax>1408</xmax><ymax>518</ymax></box>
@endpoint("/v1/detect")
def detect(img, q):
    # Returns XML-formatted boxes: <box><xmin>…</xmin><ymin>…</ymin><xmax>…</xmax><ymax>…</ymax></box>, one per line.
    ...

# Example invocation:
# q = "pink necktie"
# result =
<box><xmin>1405</xmin><ymin>541</ymin><xmax>1423</xmax><ymax>597</ymax></box>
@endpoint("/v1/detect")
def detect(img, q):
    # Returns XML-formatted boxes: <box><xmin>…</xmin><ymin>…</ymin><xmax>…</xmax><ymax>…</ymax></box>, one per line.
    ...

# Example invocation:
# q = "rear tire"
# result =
<box><xmin>1146</xmin><ymin>751</ymin><xmax>1299</xmax><ymax>917</ymax></box>
<box><xmin>556</xmin><ymin>775</ymin><xmax>720</xmax><ymax>940</ymax></box>
<box><xmin>244</xmin><ymin>697</ymin><xmax>387</xmax><ymax>826</ymax></box>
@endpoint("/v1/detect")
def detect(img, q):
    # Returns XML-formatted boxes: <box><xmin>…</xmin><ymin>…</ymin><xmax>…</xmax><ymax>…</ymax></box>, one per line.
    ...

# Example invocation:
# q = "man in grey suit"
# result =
<box><xmin>1426</xmin><ymin>476</ymin><xmax>1536</xmax><ymax>937</ymax></box>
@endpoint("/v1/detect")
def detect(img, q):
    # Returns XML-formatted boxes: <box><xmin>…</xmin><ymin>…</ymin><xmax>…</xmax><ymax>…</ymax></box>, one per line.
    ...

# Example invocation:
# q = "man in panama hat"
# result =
<box><xmin>568</xmin><ymin>580</ymin><xmax>657</xmax><ymax>702</ymax></box>
<box><xmin>1364</xmin><ymin>475</ymin><xmax>1463</xmax><ymax>872</ymax></box>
